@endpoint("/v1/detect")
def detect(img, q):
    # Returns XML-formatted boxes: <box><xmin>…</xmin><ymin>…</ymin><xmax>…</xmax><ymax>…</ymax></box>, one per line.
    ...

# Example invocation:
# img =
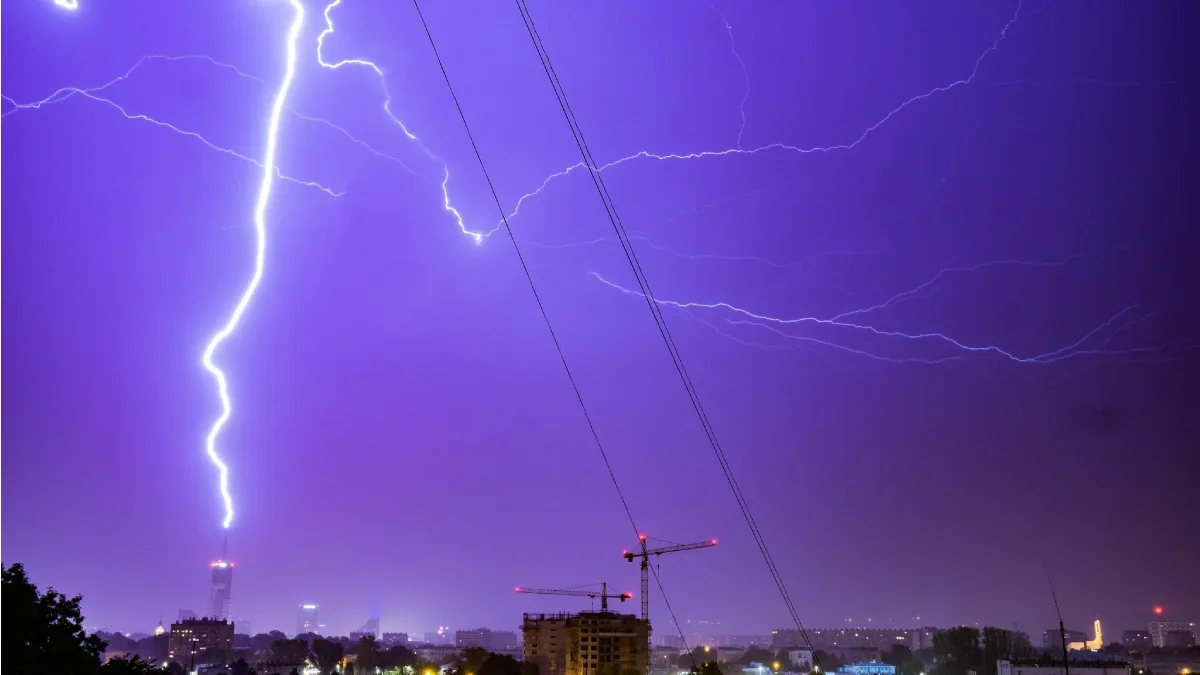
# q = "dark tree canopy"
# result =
<box><xmin>933</xmin><ymin>627</ymin><xmax>983</xmax><ymax>675</ymax></box>
<box><xmin>312</xmin><ymin>637</ymin><xmax>346</xmax><ymax>675</ymax></box>
<box><xmin>3</xmin><ymin>562</ymin><xmax>108</xmax><ymax>675</ymax></box>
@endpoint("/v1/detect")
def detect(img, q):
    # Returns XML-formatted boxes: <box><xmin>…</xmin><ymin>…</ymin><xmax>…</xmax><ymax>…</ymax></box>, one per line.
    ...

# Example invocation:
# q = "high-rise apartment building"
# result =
<box><xmin>297</xmin><ymin>605</ymin><xmax>319</xmax><ymax>636</ymax></box>
<box><xmin>523</xmin><ymin>611</ymin><xmax>649</xmax><ymax>675</ymax></box>
<box><xmin>206</xmin><ymin>560</ymin><xmax>234</xmax><ymax>620</ymax></box>
<box><xmin>1148</xmin><ymin>622</ymin><xmax>1196</xmax><ymax>649</ymax></box>
<box><xmin>169</xmin><ymin>618</ymin><xmax>234</xmax><ymax>664</ymax></box>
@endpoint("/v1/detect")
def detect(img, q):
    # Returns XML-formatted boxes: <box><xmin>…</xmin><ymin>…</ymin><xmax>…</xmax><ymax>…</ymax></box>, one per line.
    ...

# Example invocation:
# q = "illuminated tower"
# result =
<box><xmin>207</xmin><ymin>539</ymin><xmax>234</xmax><ymax>620</ymax></box>
<box><xmin>298</xmin><ymin>604</ymin><xmax>319</xmax><ymax>636</ymax></box>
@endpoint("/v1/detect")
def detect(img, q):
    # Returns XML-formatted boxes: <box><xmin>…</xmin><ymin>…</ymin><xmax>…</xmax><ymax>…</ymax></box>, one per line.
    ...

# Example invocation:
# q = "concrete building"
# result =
<box><xmin>1044</xmin><ymin>629</ymin><xmax>1089</xmax><ymax>651</ymax></box>
<box><xmin>206</xmin><ymin>561</ymin><xmax>234</xmax><ymax>621</ymax></box>
<box><xmin>1141</xmin><ymin>651</ymin><xmax>1200</xmax><ymax>675</ymax></box>
<box><xmin>1148</xmin><ymin>622</ymin><xmax>1196</xmax><ymax>649</ymax></box>
<box><xmin>169</xmin><ymin>618</ymin><xmax>234</xmax><ymax>664</ymax></box>
<box><xmin>772</xmin><ymin>628</ymin><xmax>921</xmax><ymax>652</ymax></box>
<box><xmin>523</xmin><ymin>610</ymin><xmax>650</xmax><ymax>675</ymax></box>
<box><xmin>382</xmin><ymin>632</ymin><xmax>410</xmax><ymax>647</ymax></box>
<box><xmin>493</xmin><ymin>630</ymin><xmax>520</xmax><ymax>650</ymax></box>
<box><xmin>787</xmin><ymin>649</ymin><xmax>814</xmax><ymax>670</ymax></box>
<box><xmin>998</xmin><ymin>659</ymin><xmax>1128</xmax><ymax>675</ymax></box>
<box><xmin>1121</xmin><ymin>631</ymin><xmax>1152</xmax><ymax>652</ymax></box>
<box><xmin>297</xmin><ymin>605</ymin><xmax>319</xmax><ymax>636</ymax></box>
<box><xmin>457</xmin><ymin>628</ymin><xmax>494</xmax><ymax>649</ymax></box>
<box><xmin>715</xmin><ymin>647</ymin><xmax>746</xmax><ymax>663</ymax></box>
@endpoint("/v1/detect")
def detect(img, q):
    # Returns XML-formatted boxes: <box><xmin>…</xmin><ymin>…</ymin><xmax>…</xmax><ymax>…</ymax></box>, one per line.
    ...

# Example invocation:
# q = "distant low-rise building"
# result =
<box><xmin>492</xmin><ymin>630</ymin><xmax>520</xmax><ymax>650</ymax></box>
<box><xmin>998</xmin><ymin>658</ymin><xmax>1128</xmax><ymax>675</ymax></box>
<box><xmin>1044</xmin><ymin>629</ymin><xmax>1089</xmax><ymax>651</ymax></box>
<box><xmin>1121</xmin><ymin>631</ymin><xmax>1152</xmax><ymax>653</ymax></box>
<box><xmin>715</xmin><ymin>647</ymin><xmax>746</xmax><ymax>664</ymax></box>
<box><xmin>1148</xmin><ymin>622</ymin><xmax>1196</xmax><ymax>649</ymax></box>
<box><xmin>787</xmin><ymin>649</ymin><xmax>814</xmax><ymax>670</ymax></box>
<box><xmin>1141</xmin><ymin>650</ymin><xmax>1200</xmax><ymax>675</ymax></box>
<box><xmin>457</xmin><ymin>628</ymin><xmax>493</xmax><ymax>649</ymax></box>
<box><xmin>169</xmin><ymin>618</ymin><xmax>234</xmax><ymax>665</ymax></box>
<box><xmin>382</xmin><ymin>632</ymin><xmax>410</xmax><ymax>647</ymax></box>
<box><xmin>839</xmin><ymin>661</ymin><xmax>897</xmax><ymax>675</ymax></box>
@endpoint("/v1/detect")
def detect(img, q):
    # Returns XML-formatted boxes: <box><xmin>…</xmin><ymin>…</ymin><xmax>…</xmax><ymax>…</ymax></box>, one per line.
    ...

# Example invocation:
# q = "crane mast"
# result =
<box><xmin>622</xmin><ymin>535</ymin><xmax>717</xmax><ymax>623</ymax></box>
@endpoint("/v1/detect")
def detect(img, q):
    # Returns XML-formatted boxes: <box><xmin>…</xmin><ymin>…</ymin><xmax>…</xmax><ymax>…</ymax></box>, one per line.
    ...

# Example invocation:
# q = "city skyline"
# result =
<box><xmin>3</xmin><ymin>0</ymin><xmax>1198</xmax><ymax>649</ymax></box>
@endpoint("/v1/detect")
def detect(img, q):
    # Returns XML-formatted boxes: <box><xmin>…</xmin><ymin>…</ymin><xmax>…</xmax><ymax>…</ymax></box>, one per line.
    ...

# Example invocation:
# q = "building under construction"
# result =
<box><xmin>523</xmin><ymin>610</ymin><xmax>650</xmax><ymax>675</ymax></box>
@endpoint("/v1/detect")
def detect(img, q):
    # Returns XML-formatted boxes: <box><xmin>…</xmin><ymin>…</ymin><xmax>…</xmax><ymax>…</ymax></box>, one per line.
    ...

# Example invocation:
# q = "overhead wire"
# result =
<box><xmin>408</xmin><ymin>1</ymin><xmax>700</xmax><ymax>666</ymax></box>
<box><xmin>511</xmin><ymin>0</ymin><xmax>819</xmax><ymax>658</ymax></box>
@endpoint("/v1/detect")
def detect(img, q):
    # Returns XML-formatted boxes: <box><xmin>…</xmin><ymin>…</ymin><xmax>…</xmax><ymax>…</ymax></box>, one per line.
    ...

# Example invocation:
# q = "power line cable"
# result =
<box><xmin>409</xmin><ymin>1</ymin><xmax>699</xmax><ymax>666</ymax></box>
<box><xmin>512</xmin><ymin>0</ymin><xmax>818</xmax><ymax>657</ymax></box>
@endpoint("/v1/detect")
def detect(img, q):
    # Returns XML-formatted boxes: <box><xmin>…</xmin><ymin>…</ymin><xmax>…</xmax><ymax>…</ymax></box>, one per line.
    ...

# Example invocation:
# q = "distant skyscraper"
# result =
<box><xmin>356</xmin><ymin>617</ymin><xmax>380</xmax><ymax>639</ymax></box>
<box><xmin>298</xmin><ymin>605</ymin><xmax>319</xmax><ymax>636</ymax></box>
<box><xmin>206</xmin><ymin>560</ymin><xmax>234</xmax><ymax>620</ymax></box>
<box><xmin>179</xmin><ymin>609</ymin><xmax>198</xmax><ymax>622</ymax></box>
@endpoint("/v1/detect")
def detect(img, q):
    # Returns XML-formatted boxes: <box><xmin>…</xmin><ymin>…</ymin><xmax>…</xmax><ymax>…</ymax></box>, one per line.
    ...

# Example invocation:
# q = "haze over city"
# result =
<box><xmin>3</xmin><ymin>0</ymin><xmax>1197</xmax><ymax>650</ymax></box>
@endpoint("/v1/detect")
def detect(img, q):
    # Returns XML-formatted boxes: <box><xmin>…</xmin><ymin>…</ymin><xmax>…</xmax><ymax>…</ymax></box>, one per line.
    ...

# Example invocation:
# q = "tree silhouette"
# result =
<box><xmin>101</xmin><ymin>655</ymin><xmax>165</xmax><ymax>674</ymax></box>
<box><xmin>3</xmin><ymin>562</ymin><xmax>108</xmax><ymax>675</ymax></box>
<box><xmin>933</xmin><ymin>627</ymin><xmax>982</xmax><ymax>675</ymax></box>
<box><xmin>312</xmin><ymin>637</ymin><xmax>345</xmax><ymax>675</ymax></box>
<box><xmin>354</xmin><ymin>635</ymin><xmax>382</xmax><ymax>673</ymax></box>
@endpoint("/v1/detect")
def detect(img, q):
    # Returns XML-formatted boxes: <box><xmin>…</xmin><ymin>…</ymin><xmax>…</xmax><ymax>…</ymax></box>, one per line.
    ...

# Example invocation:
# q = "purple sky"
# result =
<box><xmin>3</xmin><ymin>0</ymin><xmax>1198</xmax><ymax>640</ymax></box>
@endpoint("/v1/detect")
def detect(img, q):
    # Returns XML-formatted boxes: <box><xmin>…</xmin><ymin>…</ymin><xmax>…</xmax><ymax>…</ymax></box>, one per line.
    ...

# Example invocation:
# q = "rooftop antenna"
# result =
<box><xmin>221</xmin><ymin>535</ymin><xmax>228</xmax><ymax>561</ymax></box>
<box><xmin>1042</xmin><ymin>558</ymin><xmax>1070</xmax><ymax>675</ymax></box>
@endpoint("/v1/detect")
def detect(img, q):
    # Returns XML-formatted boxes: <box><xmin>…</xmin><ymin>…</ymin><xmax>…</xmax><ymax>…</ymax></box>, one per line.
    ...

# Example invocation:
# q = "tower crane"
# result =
<box><xmin>623</xmin><ymin>535</ymin><xmax>717</xmax><ymax>623</ymax></box>
<box><xmin>515</xmin><ymin>582</ymin><xmax>632</xmax><ymax>611</ymax></box>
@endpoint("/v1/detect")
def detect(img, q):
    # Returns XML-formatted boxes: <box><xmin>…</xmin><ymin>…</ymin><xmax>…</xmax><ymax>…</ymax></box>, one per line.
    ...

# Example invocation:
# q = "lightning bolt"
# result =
<box><xmin>590</xmin><ymin>271</ymin><xmax>1157</xmax><ymax>365</ymax></box>
<box><xmin>499</xmin><ymin>1</ymin><xmax>1024</xmax><ymax>231</ymax></box>
<box><xmin>200</xmin><ymin>0</ymin><xmax>305</xmax><ymax>530</ymax></box>
<box><xmin>2</xmin><ymin>52</ymin><xmax>408</xmax><ymax>189</ymax></box>
<box><xmin>315</xmin><ymin>0</ymin><xmax>482</xmax><ymax>242</ymax></box>
<box><xmin>707</xmin><ymin>1</ymin><xmax>750</xmax><ymax>148</ymax></box>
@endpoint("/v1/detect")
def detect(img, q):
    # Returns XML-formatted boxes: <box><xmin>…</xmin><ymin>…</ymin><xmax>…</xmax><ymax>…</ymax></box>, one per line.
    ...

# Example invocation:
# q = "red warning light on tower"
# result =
<box><xmin>1154</xmin><ymin>606</ymin><xmax>1164</xmax><ymax>615</ymax></box>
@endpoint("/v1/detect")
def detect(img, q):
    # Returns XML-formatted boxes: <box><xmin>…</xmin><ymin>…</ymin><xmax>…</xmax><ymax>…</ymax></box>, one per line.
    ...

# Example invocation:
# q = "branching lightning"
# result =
<box><xmin>706</xmin><ymin>1</ymin><xmax>750</xmax><ymax>148</ymax></box>
<box><xmin>589</xmin><ymin>271</ymin><xmax>1157</xmax><ymax>365</ymax></box>
<box><xmin>315</xmin><ymin>0</ymin><xmax>480</xmax><ymax>242</ymax></box>
<box><xmin>200</xmin><ymin>0</ymin><xmax>305</xmax><ymax>529</ymax></box>
<box><xmin>1</xmin><ymin>52</ymin><xmax>410</xmax><ymax>188</ymax></box>
<box><xmin>10</xmin><ymin>0</ymin><xmax>1175</xmax><ymax>533</ymax></box>
<box><xmin>499</xmin><ymin>1</ymin><xmax>1024</xmax><ymax>232</ymax></box>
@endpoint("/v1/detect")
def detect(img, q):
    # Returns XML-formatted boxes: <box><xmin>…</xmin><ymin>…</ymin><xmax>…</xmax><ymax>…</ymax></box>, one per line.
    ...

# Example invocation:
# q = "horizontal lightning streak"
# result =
<box><xmin>499</xmin><ymin>1</ymin><xmax>1025</xmax><ymax>231</ymax></box>
<box><xmin>4</xmin><ymin>89</ymin><xmax>340</xmax><ymax>196</ymax></box>
<box><xmin>589</xmin><ymin>271</ymin><xmax>1148</xmax><ymax>364</ymax></box>
<box><xmin>2</xmin><ymin>52</ymin><xmax>411</xmax><ymax>179</ymax></box>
